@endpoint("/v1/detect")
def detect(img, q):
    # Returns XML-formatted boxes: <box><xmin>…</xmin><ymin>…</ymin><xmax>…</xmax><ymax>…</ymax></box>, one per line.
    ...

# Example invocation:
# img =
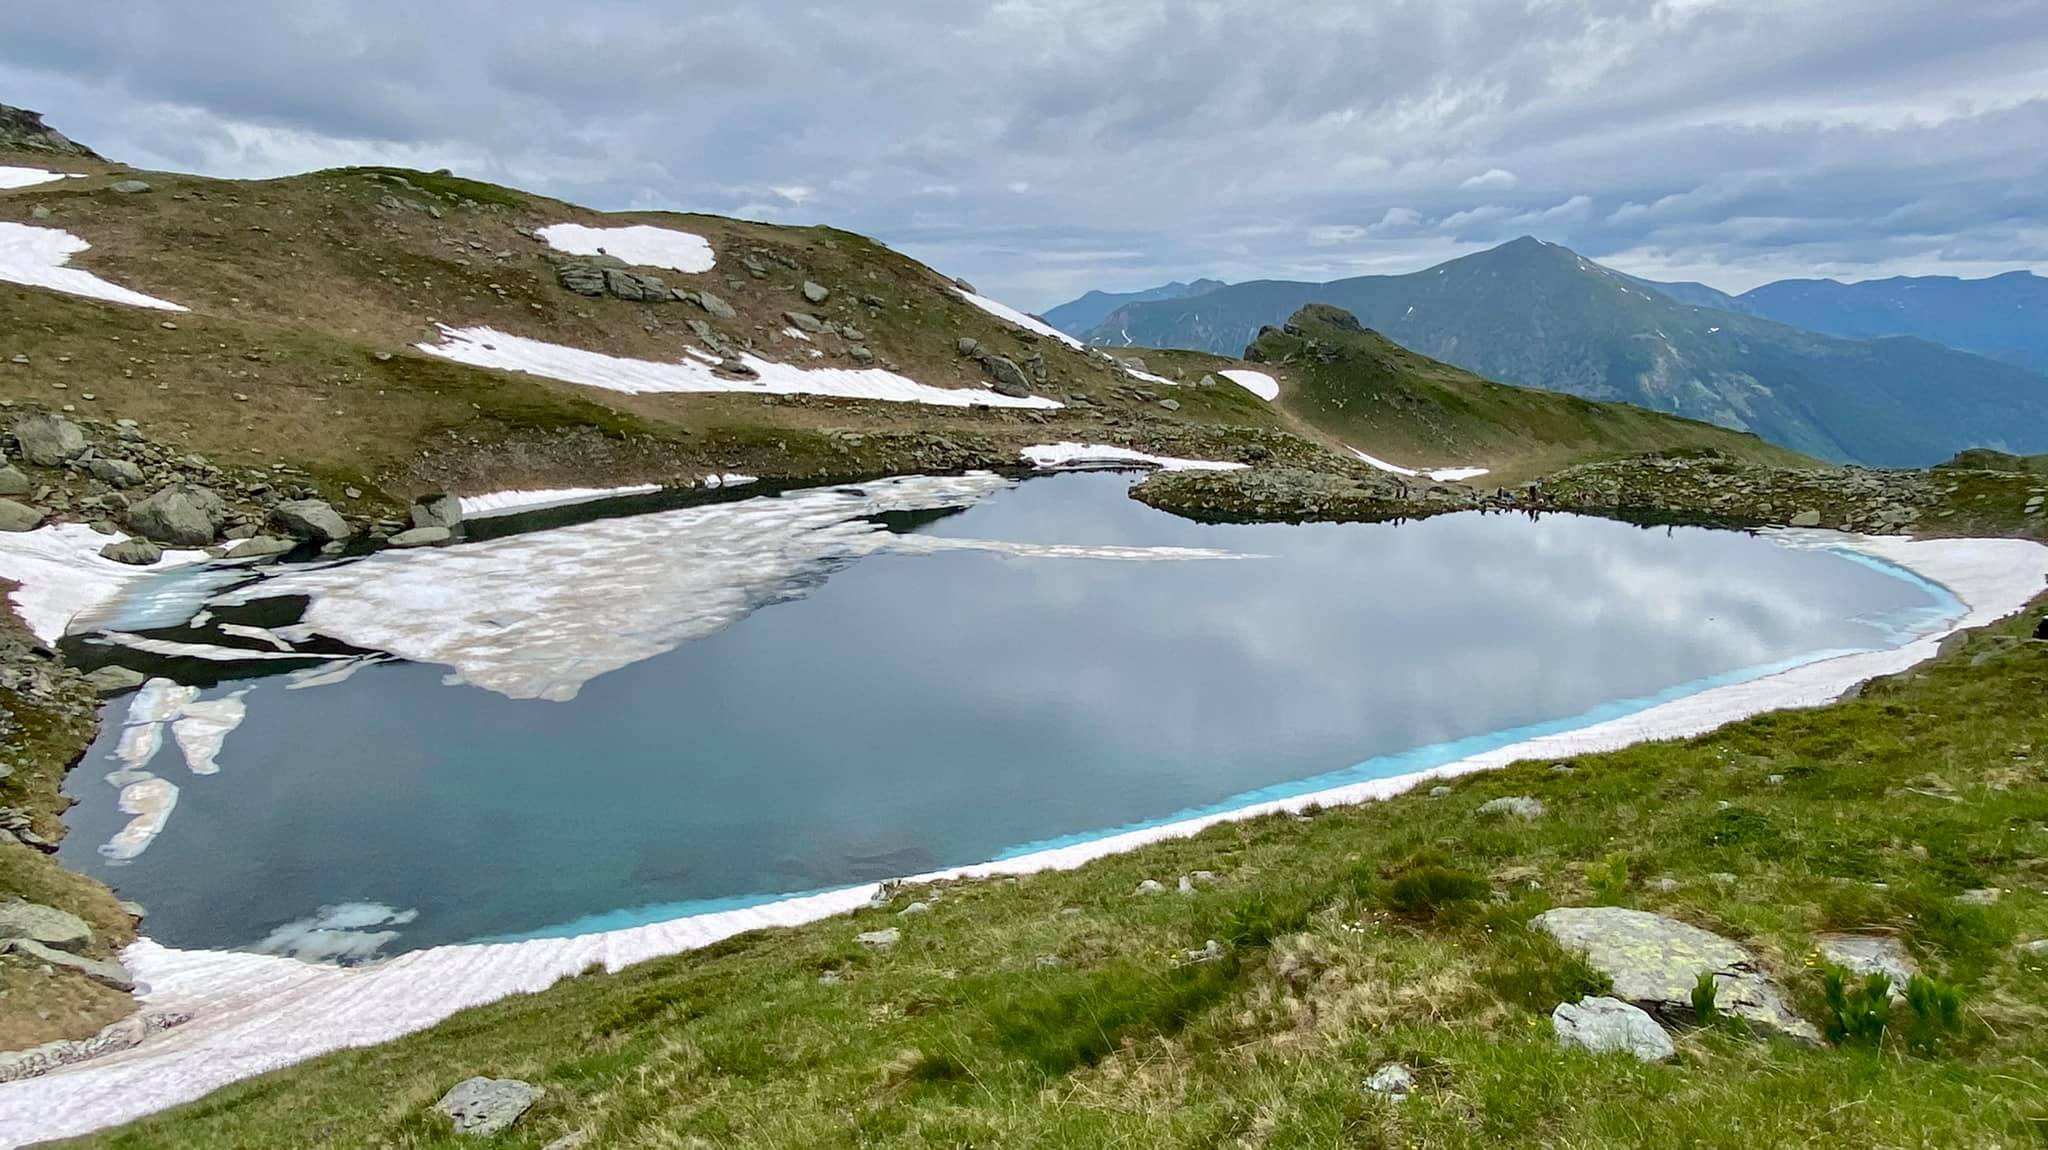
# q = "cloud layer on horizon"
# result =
<box><xmin>3</xmin><ymin>0</ymin><xmax>2044</xmax><ymax>309</ymax></box>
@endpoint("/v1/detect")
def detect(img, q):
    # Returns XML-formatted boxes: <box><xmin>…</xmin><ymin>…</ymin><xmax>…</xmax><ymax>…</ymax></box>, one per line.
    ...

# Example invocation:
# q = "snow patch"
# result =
<box><xmin>1021</xmin><ymin>443</ymin><xmax>1248</xmax><ymax>472</ymax></box>
<box><xmin>1217</xmin><ymin>369</ymin><xmax>1279</xmax><ymax>401</ymax></box>
<box><xmin>1349</xmin><ymin>447</ymin><xmax>1489</xmax><ymax>484</ymax></box>
<box><xmin>0</xmin><ymin>222</ymin><xmax>187</xmax><ymax>311</ymax></box>
<box><xmin>0</xmin><ymin>523</ymin><xmax>207</xmax><ymax>643</ymax></box>
<box><xmin>0</xmin><ymin>166</ymin><xmax>84</xmax><ymax>190</ymax></box>
<box><xmin>417</xmin><ymin>325</ymin><xmax>1060</xmax><ymax>410</ymax></box>
<box><xmin>954</xmin><ymin>288</ymin><xmax>1085</xmax><ymax>350</ymax></box>
<box><xmin>534</xmin><ymin>223</ymin><xmax>714</xmax><ymax>274</ymax></box>
<box><xmin>9</xmin><ymin>535</ymin><xmax>2042</xmax><ymax>1146</ymax></box>
<box><xmin>458</xmin><ymin>485</ymin><xmax>663</xmax><ymax>519</ymax></box>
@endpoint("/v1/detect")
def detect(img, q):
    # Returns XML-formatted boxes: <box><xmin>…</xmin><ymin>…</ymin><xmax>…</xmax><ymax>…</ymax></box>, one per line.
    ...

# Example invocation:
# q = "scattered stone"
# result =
<box><xmin>694</xmin><ymin>290</ymin><xmax>736</xmax><ymax>320</ymax></box>
<box><xmin>783</xmin><ymin>310</ymin><xmax>828</xmax><ymax>335</ymax></box>
<box><xmin>1183</xmin><ymin>939</ymin><xmax>1225</xmax><ymax>964</ymax></box>
<box><xmin>83</xmin><ymin>665</ymin><xmax>147</xmax><ymax>695</ymax></box>
<box><xmin>856</xmin><ymin>928</ymin><xmax>900</xmax><ymax>949</ymax></box>
<box><xmin>801</xmin><ymin>280</ymin><xmax>830</xmax><ymax>303</ymax></box>
<box><xmin>0</xmin><ymin>901</ymin><xmax>93</xmax><ymax>952</ymax></box>
<box><xmin>127</xmin><ymin>483</ymin><xmax>225</xmax><ymax>546</ymax></box>
<box><xmin>1532</xmin><ymin>906</ymin><xmax>1820</xmax><ymax>1044</ymax></box>
<box><xmin>389</xmin><ymin>526</ymin><xmax>451</xmax><ymax>548</ymax></box>
<box><xmin>1959</xmin><ymin>887</ymin><xmax>2002</xmax><ymax>905</ymax></box>
<box><xmin>226</xmin><ymin>534</ymin><xmax>295</xmax><ymax>560</ymax></box>
<box><xmin>98</xmin><ymin>538</ymin><xmax>161</xmax><ymax>565</ymax></box>
<box><xmin>87</xmin><ymin>458</ymin><xmax>144</xmax><ymax>488</ymax></box>
<box><xmin>983</xmin><ymin>356</ymin><xmax>1034</xmax><ymax>397</ymax></box>
<box><xmin>1813</xmin><ymin>933</ymin><xmax>1918</xmax><ymax>1000</ymax></box>
<box><xmin>897</xmin><ymin>901</ymin><xmax>931</xmax><ymax>917</ymax></box>
<box><xmin>1765</xmin><ymin>774</ymin><xmax>1785</xmax><ymax>786</ymax></box>
<box><xmin>13</xmin><ymin>412</ymin><xmax>87</xmax><ymax>466</ymax></box>
<box><xmin>1157</xmin><ymin>398</ymin><xmax>1181</xmax><ymax>412</ymax></box>
<box><xmin>107</xmin><ymin>179</ymin><xmax>152</xmax><ymax>194</ymax></box>
<box><xmin>1789</xmin><ymin>509</ymin><xmax>1823</xmax><ymax>528</ymax></box>
<box><xmin>542</xmin><ymin>1134</ymin><xmax>591</xmax><ymax>1150</ymax></box>
<box><xmin>410</xmin><ymin>493</ymin><xmax>464</xmax><ymax>530</ymax></box>
<box><xmin>1135</xmin><ymin>879</ymin><xmax>1166</xmax><ymax>895</ymax></box>
<box><xmin>956</xmin><ymin>337</ymin><xmax>979</xmax><ymax>357</ymax></box>
<box><xmin>0</xmin><ymin>499</ymin><xmax>42</xmax><ymax>532</ymax></box>
<box><xmin>1477</xmin><ymin>796</ymin><xmax>1546</xmax><ymax>819</ymax></box>
<box><xmin>0</xmin><ymin>465</ymin><xmax>26</xmax><ymax>496</ymax></box>
<box><xmin>1551</xmin><ymin>996</ymin><xmax>1676</xmax><ymax>1062</ymax></box>
<box><xmin>953</xmin><ymin>276</ymin><xmax>977</xmax><ymax>294</ymax></box>
<box><xmin>2</xmin><ymin>939</ymin><xmax>131</xmax><ymax>991</ymax></box>
<box><xmin>2020</xmin><ymin>939</ymin><xmax>2048</xmax><ymax>955</ymax></box>
<box><xmin>434</xmin><ymin>1077</ymin><xmax>543</xmax><ymax>1137</ymax></box>
<box><xmin>1428</xmin><ymin>785</ymin><xmax>1452</xmax><ymax>797</ymax></box>
<box><xmin>273</xmin><ymin>498</ymin><xmax>352</xmax><ymax>542</ymax></box>
<box><xmin>1363</xmin><ymin>1062</ymin><xmax>1415</xmax><ymax>1099</ymax></box>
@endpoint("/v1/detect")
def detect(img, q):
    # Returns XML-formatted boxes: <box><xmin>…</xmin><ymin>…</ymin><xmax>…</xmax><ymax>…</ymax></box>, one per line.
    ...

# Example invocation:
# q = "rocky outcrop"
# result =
<box><xmin>435</xmin><ymin>1077</ymin><xmax>543</xmax><ymax>1136</ymax></box>
<box><xmin>0</xmin><ymin>104</ymin><xmax>96</xmax><ymax>157</ymax></box>
<box><xmin>0</xmin><ymin>1012</ymin><xmax>188</xmax><ymax>1084</ymax></box>
<box><xmin>1532</xmin><ymin>907</ymin><xmax>1821</xmax><ymax>1045</ymax></box>
<box><xmin>0</xmin><ymin>901</ymin><xmax>92</xmax><ymax>952</ymax></box>
<box><xmin>2</xmin><ymin>938</ymin><xmax>131</xmax><ymax>991</ymax></box>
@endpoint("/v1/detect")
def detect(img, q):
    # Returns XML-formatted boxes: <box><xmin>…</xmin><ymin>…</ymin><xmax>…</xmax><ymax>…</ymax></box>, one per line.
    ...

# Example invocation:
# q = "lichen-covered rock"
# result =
<box><xmin>434</xmin><ymin>1077</ymin><xmax>543</xmax><ymax>1137</ymax></box>
<box><xmin>1551</xmin><ymin>995</ymin><xmax>1675</xmax><ymax>1062</ymax></box>
<box><xmin>1532</xmin><ymin>906</ymin><xmax>1820</xmax><ymax>1045</ymax></box>
<box><xmin>1814</xmin><ymin>933</ymin><xmax>1918</xmax><ymax>999</ymax></box>
<box><xmin>1478</xmin><ymin>795</ymin><xmax>1545</xmax><ymax>819</ymax></box>
<box><xmin>13</xmin><ymin>413</ymin><xmax>87</xmax><ymax>466</ymax></box>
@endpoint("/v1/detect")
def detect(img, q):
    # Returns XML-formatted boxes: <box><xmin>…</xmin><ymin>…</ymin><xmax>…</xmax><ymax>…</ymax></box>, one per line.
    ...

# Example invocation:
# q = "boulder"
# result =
<box><xmin>0</xmin><ymin>499</ymin><xmax>42</xmax><ymax>532</ymax></box>
<box><xmin>856</xmin><ymin>927</ymin><xmax>900</xmax><ymax>949</ymax></box>
<box><xmin>99</xmin><ymin>538</ymin><xmax>162</xmax><ymax>565</ymax></box>
<box><xmin>557</xmin><ymin>265</ymin><xmax>608</xmax><ymax>296</ymax></box>
<box><xmin>1551</xmin><ymin>995</ymin><xmax>1675</xmax><ymax>1062</ymax></box>
<box><xmin>273</xmin><ymin>498</ymin><xmax>352</xmax><ymax>542</ymax></box>
<box><xmin>0</xmin><ymin>900</ymin><xmax>93</xmax><ymax>952</ymax></box>
<box><xmin>783</xmin><ymin>310</ymin><xmax>828</xmax><ymax>334</ymax></box>
<box><xmin>2</xmin><ymin>938</ymin><xmax>131</xmax><ymax>991</ymax></box>
<box><xmin>107</xmin><ymin>179</ymin><xmax>152</xmax><ymax>194</ymax></box>
<box><xmin>83</xmin><ymin>665</ymin><xmax>146</xmax><ymax>695</ymax></box>
<box><xmin>1477</xmin><ymin>795</ymin><xmax>1545</xmax><ymax>819</ymax></box>
<box><xmin>389</xmin><ymin>525</ymin><xmax>451</xmax><ymax>548</ymax></box>
<box><xmin>434</xmin><ymin>1077</ymin><xmax>543</xmax><ymax>1137</ymax></box>
<box><xmin>1789</xmin><ymin>509</ymin><xmax>1822</xmax><ymax>528</ymax></box>
<box><xmin>0</xmin><ymin>465</ymin><xmax>29</xmax><ymax>496</ymax></box>
<box><xmin>1813</xmin><ymin>933</ymin><xmax>1917</xmax><ymax>1001</ymax></box>
<box><xmin>410</xmin><ymin>493</ymin><xmax>463</xmax><ymax>530</ymax></box>
<box><xmin>802</xmin><ymin>280</ymin><xmax>830</xmax><ymax>303</ymax></box>
<box><xmin>695</xmin><ymin>290</ymin><xmax>737</xmax><ymax>320</ymax></box>
<box><xmin>1532</xmin><ymin>906</ymin><xmax>1820</xmax><ymax>1044</ymax></box>
<box><xmin>88</xmin><ymin>458</ymin><xmax>144</xmax><ymax>488</ymax></box>
<box><xmin>13</xmin><ymin>413</ymin><xmax>87</xmax><ymax>466</ymax></box>
<box><xmin>956</xmin><ymin>337</ymin><xmax>979</xmax><ymax>357</ymax></box>
<box><xmin>127</xmin><ymin>483</ymin><xmax>225</xmax><ymax>546</ymax></box>
<box><xmin>983</xmin><ymin>356</ymin><xmax>1033</xmax><ymax>397</ymax></box>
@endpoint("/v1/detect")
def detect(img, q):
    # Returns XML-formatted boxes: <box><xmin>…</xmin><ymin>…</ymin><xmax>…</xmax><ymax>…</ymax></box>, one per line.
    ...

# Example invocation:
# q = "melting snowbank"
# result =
<box><xmin>0</xmin><ymin>523</ymin><xmax>207</xmax><ymax>642</ymax></box>
<box><xmin>2</xmin><ymin>532</ymin><xmax>2043</xmax><ymax>1143</ymax></box>
<box><xmin>458</xmin><ymin>485</ymin><xmax>664</xmax><ymax>519</ymax></box>
<box><xmin>0</xmin><ymin>166</ymin><xmax>84</xmax><ymax>190</ymax></box>
<box><xmin>0</xmin><ymin>222</ymin><xmax>187</xmax><ymax>312</ymax></box>
<box><xmin>1350</xmin><ymin>447</ymin><xmax>1488</xmax><ymax>484</ymax></box>
<box><xmin>955</xmin><ymin>288</ymin><xmax>1084</xmax><ymax>349</ymax></box>
<box><xmin>417</xmin><ymin>325</ymin><xmax>1060</xmax><ymax>410</ymax></box>
<box><xmin>1021</xmin><ymin>443</ymin><xmax>1248</xmax><ymax>472</ymax></box>
<box><xmin>535</xmin><ymin>223</ymin><xmax>714</xmax><ymax>273</ymax></box>
<box><xmin>1218</xmin><ymin>368</ymin><xmax>1279</xmax><ymax>401</ymax></box>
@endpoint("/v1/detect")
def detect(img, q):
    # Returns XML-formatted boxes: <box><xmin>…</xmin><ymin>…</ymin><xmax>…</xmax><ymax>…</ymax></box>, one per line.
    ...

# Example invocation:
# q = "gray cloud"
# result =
<box><xmin>3</xmin><ymin>0</ymin><xmax>2044</xmax><ymax>308</ymax></box>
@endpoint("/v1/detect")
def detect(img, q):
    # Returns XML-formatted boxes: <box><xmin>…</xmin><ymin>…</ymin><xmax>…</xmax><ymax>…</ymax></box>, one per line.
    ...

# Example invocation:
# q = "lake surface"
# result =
<box><xmin>60</xmin><ymin>471</ymin><xmax>1952</xmax><ymax>961</ymax></box>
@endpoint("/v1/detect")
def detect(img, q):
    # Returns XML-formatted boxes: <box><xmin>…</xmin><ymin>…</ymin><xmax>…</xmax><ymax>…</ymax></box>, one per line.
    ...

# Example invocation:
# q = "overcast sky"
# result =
<box><xmin>4</xmin><ymin>1</ymin><xmax>2045</xmax><ymax>310</ymax></box>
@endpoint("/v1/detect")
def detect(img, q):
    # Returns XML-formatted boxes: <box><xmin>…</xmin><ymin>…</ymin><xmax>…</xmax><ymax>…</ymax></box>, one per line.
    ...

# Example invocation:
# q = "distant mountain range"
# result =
<box><xmin>1716</xmin><ymin>272</ymin><xmax>2048</xmax><ymax>376</ymax></box>
<box><xmin>1067</xmin><ymin>239</ymin><xmax>2048</xmax><ymax>466</ymax></box>
<box><xmin>1041</xmin><ymin>278</ymin><xmax>1226</xmax><ymax>339</ymax></box>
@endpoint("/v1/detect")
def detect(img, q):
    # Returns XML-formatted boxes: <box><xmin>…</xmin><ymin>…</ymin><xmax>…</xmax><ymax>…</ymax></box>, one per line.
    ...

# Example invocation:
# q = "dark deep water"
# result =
<box><xmin>59</xmin><ymin>471</ymin><xmax>1953</xmax><ymax>960</ymax></box>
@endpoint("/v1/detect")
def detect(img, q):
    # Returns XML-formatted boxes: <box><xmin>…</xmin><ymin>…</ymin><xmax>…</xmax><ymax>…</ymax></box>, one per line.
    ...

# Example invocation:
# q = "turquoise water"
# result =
<box><xmin>61</xmin><ymin>472</ymin><xmax>1953</xmax><ymax>959</ymax></box>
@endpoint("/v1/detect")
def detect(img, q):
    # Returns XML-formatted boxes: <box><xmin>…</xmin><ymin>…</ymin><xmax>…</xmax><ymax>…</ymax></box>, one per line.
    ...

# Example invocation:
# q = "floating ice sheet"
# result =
<box><xmin>1021</xmin><ymin>442</ymin><xmax>1248</xmax><ymax>472</ymax></box>
<box><xmin>0</xmin><ymin>525</ymin><xmax>208</xmax><ymax>643</ymax></box>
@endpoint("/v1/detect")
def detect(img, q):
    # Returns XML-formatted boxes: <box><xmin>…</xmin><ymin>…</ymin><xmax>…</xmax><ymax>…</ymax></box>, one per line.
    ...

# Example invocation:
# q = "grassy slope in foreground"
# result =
<box><xmin>67</xmin><ymin>599</ymin><xmax>2048</xmax><ymax>1149</ymax></box>
<box><xmin>1250</xmin><ymin>304</ymin><xmax>1808</xmax><ymax>482</ymax></box>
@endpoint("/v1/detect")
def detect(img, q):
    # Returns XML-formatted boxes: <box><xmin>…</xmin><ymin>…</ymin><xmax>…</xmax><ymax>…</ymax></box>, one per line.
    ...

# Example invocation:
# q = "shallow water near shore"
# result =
<box><xmin>59</xmin><ymin>471</ymin><xmax>1952</xmax><ymax>959</ymax></box>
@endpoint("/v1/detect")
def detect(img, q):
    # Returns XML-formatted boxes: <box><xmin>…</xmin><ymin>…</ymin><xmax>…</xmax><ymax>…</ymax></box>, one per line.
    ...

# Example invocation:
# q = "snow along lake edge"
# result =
<box><xmin>3</xmin><ymin>531</ymin><xmax>2043</xmax><ymax>1147</ymax></box>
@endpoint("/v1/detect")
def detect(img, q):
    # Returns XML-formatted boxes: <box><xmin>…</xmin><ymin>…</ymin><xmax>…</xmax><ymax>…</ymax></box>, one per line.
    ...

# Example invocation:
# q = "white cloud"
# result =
<box><xmin>1460</xmin><ymin>167</ymin><xmax>1520</xmax><ymax>191</ymax></box>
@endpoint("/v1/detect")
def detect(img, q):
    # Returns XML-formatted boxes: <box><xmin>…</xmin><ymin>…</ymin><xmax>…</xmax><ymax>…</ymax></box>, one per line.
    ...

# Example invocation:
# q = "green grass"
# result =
<box><xmin>58</xmin><ymin>597</ymin><xmax>2048</xmax><ymax>1149</ymax></box>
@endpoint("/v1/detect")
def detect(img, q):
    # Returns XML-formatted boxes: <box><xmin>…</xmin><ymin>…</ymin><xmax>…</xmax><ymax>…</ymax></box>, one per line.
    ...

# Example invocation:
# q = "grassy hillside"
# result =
<box><xmin>1250</xmin><ymin>305</ymin><xmax>1808</xmax><ymax>481</ymax></box>
<box><xmin>63</xmin><ymin>597</ymin><xmax>2048</xmax><ymax>1149</ymax></box>
<box><xmin>1085</xmin><ymin>238</ymin><xmax>2048</xmax><ymax>467</ymax></box>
